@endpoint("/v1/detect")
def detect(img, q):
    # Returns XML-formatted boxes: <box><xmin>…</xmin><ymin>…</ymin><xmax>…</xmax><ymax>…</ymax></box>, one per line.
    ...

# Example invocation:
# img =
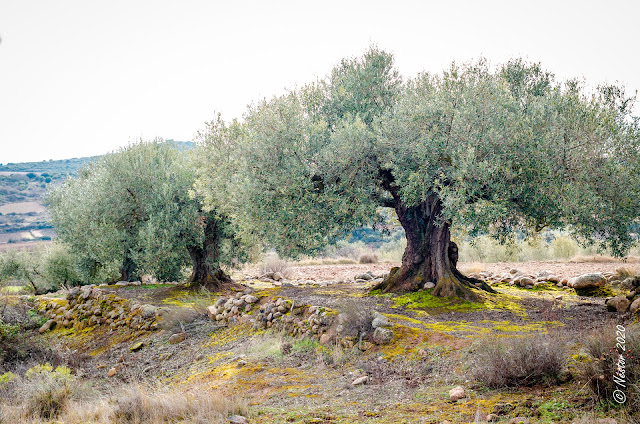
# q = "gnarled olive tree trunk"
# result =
<box><xmin>187</xmin><ymin>213</ymin><xmax>232</xmax><ymax>290</ymax></box>
<box><xmin>373</xmin><ymin>193</ymin><xmax>494</xmax><ymax>299</ymax></box>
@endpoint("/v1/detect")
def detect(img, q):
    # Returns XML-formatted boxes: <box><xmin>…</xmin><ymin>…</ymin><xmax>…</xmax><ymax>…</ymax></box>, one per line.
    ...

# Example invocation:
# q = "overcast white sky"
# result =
<box><xmin>1</xmin><ymin>0</ymin><xmax>639</xmax><ymax>164</ymax></box>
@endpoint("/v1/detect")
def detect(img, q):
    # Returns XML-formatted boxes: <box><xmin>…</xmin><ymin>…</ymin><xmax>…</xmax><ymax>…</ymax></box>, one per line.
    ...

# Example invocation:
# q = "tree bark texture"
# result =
<box><xmin>187</xmin><ymin>213</ymin><xmax>233</xmax><ymax>290</ymax></box>
<box><xmin>373</xmin><ymin>193</ymin><xmax>494</xmax><ymax>299</ymax></box>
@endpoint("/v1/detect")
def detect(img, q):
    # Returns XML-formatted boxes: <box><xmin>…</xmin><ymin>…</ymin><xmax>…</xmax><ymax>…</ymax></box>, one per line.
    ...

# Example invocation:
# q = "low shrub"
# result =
<box><xmin>325</xmin><ymin>240</ymin><xmax>368</xmax><ymax>261</ymax></box>
<box><xmin>335</xmin><ymin>299</ymin><xmax>374</xmax><ymax>339</ymax></box>
<box><xmin>580</xmin><ymin>325</ymin><xmax>640</xmax><ymax>415</ymax></box>
<box><xmin>358</xmin><ymin>253</ymin><xmax>378</xmax><ymax>264</ymax></box>
<box><xmin>21</xmin><ymin>364</ymin><xmax>75</xmax><ymax>420</ymax></box>
<box><xmin>470</xmin><ymin>333</ymin><xmax>566</xmax><ymax>387</ymax></box>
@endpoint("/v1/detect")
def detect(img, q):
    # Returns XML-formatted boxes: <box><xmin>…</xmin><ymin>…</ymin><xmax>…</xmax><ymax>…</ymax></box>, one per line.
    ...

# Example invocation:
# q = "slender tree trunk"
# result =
<box><xmin>373</xmin><ymin>193</ymin><xmax>494</xmax><ymax>299</ymax></box>
<box><xmin>187</xmin><ymin>213</ymin><xmax>232</xmax><ymax>290</ymax></box>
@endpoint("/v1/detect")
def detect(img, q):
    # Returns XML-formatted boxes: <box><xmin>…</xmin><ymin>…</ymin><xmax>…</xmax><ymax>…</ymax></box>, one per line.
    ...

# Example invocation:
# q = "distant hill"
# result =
<box><xmin>0</xmin><ymin>140</ymin><xmax>193</xmax><ymax>245</ymax></box>
<box><xmin>0</xmin><ymin>140</ymin><xmax>194</xmax><ymax>175</ymax></box>
<box><xmin>0</xmin><ymin>156</ymin><xmax>99</xmax><ymax>175</ymax></box>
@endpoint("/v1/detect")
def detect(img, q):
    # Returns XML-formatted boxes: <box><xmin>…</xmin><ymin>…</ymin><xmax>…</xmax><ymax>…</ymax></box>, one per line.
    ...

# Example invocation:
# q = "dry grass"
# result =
<box><xmin>459</xmin><ymin>262</ymin><xmax>486</xmax><ymax>274</ymax></box>
<box><xmin>259</xmin><ymin>253</ymin><xmax>291</xmax><ymax>278</ymax></box>
<box><xmin>470</xmin><ymin>333</ymin><xmax>566</xmax><ymax>388</ymax></box>
<box><xmin>358</xmin><ymin>253</ymin><xmax>379</xmax><ymax>264</ymax></box>
<box><xmin>569</xmin><ymin>255</ymin><xmax>640</xmax><ymax>263</ymax></box>
<box><xmin>615</xmin><ymin>265</ymin><xmax>638</xmax><ymax>279</ymax></box>
<box><xmin>580</xmin><ymin>325</ymin><xmax>640</xmax><ymax>414</ymax></box>
<box><xmin>295</xmin><ymin>257</ymin><xmax>357</xmax><ymax>266</ymax></box>
<box><xmin>0</xmin><ymin>380</ymin><xmax>247</xmax><ymax>424</ymax></box>
<box><xmin>110</xmin><ymin>384</ymin><xmax>246</xmax><ymax>424</ymax></box>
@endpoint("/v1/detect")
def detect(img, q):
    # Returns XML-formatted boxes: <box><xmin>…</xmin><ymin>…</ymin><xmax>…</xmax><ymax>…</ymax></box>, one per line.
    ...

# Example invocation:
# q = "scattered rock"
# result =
<box><xmin>351</xmin><ymin>376</ymin><xmax>369</xmax><ymax>385</ymax></box>
<box><xmin>513</xmin><ymin>276</ymin><xmax>534</xmax><ymax>287</ymax></box>
<box><xmin>355</xmin><ymin>273</ymin><xmax>373</xmax><ymax>281</ymax></box>
<box><xmin>130</xmin><ymin>342</ymin><xmax>144</xmax><ymax>352</ymax></box>
<box><xmin>107</xmin><ymin>367</ymin><xmax>118</xmax><ymax>377</ymax></box>
<box><xmin>486</xmin><ymin>414</ymin><xmax>498</xmax><ymax>422</ymax></box>
<box><xmin>630</xmin><ymin>298</ymin><xmax>640</xmax><ymax>314</ymax></box>
<box><xmin>371</xmin><ymin>312</ymin><xmax>391</xmax><ymax>329</ymax></box>
<box><xmin>569</xmin><ymin>273</ymin><xmax>606</xmax><ymax>289</ymax></box>
<box><xmin>319</xmin><ymin>334</ymin><xmax>332</xmax><ymax>345</ymax></box>
<box><xmin>229</xmin><ymin>415</ymin><xmax>248</xmax><ymax>424</ymax></box>
<box><xmin>606</xmin><ymin>296</ymin><xmax>631</xmax><ymax>312</ymax></box>
<box><xmin>114</xmin><ymin>281</ymin><xmax>129</xmax><ymax>286</ymax></box>
<box><xmin>423</xmin><ymin>282</ymin><xmax>435</xmax><ymax>289</ymax></box>
<box><xmin>243</xmin><ymin>295</ymin><xmax>258</xmax><ymax>304</ymax></box>
<box><xmin>372</xmin><ymin>327</ymin><xmax>393</xmax><ymax>344</ymax></box>
<box><xmin>141</xmin><ymin>304</ymin><xmax>157</xmax><ymax>318</ymax></box>
<box><xmin>168</xmin><ymin>332</ymin><xmax>187</xmax><ymax>344</ymax></box>
<box><xmin>597</xmin><ymin>418</ymin><xmax>618</xmax><ymax>424</ymax></box>
<box><xmin>38</xmin><ymin>319</ymin><xmax>56</xmax><ymax>333</ymax></box>
<box><xmin>508</xmin><ymin>418</ymin><xmax>531</xmax><ymax>424</ymax></box>
<box><xmin>449</xmin><ymin>386</ymin><xmax>465</xmax><ymax>401</ymax></box>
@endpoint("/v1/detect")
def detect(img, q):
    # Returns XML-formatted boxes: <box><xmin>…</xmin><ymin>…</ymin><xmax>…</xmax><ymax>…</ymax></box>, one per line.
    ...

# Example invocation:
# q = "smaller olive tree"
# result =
<box><xmin>48</xmin><ymin>140</ymin><xmax>243</xmax><ymax>288</ymax></box>
<box><xmin>0</xmin><ymin>244</ymin><xmax>81</xmax><ymax>293</ymax></box>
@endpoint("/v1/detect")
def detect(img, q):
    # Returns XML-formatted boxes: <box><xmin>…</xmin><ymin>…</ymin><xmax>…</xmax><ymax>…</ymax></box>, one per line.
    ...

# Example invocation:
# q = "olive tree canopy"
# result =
<box><xmin>199</xmin><ymin>48</ymin><xmax>640</xmax><ymax>299</ymax></box>
<box><xmin>48</xmin><ymin>140</ymin><xmax>241</xmax><ymax>287</ymax></box>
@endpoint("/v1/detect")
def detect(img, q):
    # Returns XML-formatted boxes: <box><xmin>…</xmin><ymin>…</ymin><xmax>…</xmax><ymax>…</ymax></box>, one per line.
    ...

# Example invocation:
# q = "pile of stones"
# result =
<box><xmin>207</xmin><ymin>292</ymin><xmax>395</xmax><ymax>348</ymax></box>
<box><xmin>38</xmin><ymin>286</ymin><xmax>159</xmax><ymax>334</ymax></box>
<box><xmin>605</xmin><ymin>275</ymin><xmax>640</xmax><ymax>313</ymax></box>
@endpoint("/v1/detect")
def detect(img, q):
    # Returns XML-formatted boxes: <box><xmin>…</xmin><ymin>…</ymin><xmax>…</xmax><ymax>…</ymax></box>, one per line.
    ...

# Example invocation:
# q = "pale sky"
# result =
<box><xmin>1</xmin><ymin>0</ymin><xmax>639</xmax><ymax>164</ymax></box>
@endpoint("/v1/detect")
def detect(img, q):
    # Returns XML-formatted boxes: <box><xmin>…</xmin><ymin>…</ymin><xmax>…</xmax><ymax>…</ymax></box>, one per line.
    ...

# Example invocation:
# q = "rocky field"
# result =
<box><xmin>1</xmin><ymin>262</ymin><xmax>639</xmax><ymax>423</ymax></box>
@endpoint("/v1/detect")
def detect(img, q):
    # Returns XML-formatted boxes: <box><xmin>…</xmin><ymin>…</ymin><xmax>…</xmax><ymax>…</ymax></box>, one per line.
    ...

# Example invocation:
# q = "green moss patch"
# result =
<box><xmin>391</xmin><ymin>290</ymin><xmax>483</xmax><ymax>312</ymax></box>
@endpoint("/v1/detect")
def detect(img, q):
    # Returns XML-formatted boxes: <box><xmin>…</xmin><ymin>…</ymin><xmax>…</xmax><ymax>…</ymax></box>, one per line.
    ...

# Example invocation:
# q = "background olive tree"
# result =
<box><xmin>48</xmin><ymin>140</ymin><xmax>243</xmax><ymax>287</ymax></box>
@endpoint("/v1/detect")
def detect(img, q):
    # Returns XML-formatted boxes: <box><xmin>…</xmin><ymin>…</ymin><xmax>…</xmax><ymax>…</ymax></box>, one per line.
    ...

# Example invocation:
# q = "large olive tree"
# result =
<box><xmin>216</xmin><ymin>48</ymin><xmax>640</xmax><ymax>299</ymax></box>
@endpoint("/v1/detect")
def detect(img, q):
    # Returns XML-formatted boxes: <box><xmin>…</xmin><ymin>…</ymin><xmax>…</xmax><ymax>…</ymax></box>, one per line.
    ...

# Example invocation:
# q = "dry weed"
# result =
<box><xmin>470</xmin><ymin>333</ymin><xmax>566</xmax><ymax>388</ymax></box>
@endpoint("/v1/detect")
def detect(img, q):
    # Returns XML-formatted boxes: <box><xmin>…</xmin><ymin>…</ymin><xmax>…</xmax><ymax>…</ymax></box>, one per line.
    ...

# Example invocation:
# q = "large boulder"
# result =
<box><xmin>569</xmin><ymin>273</ymin><xmax>606</xmax><ymax>289</ymax></box>
<box><xmin>630</xmin><ymin>298</ymin><xmax>640</xmax><ymax>314</ymax></box>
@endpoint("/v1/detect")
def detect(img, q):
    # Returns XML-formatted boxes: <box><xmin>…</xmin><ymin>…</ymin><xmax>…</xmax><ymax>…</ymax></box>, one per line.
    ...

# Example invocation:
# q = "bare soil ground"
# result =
<box><xmin>5</xmin><ymin>261</ymin><xmax>640</xmax><ymax>423</ymax></box>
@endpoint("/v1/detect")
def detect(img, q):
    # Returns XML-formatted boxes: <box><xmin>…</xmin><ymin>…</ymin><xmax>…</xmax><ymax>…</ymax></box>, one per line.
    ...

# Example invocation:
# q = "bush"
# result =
<box><xmin>335</xmin><ymin>299</ymin><xmax>374</xmax><ymax>339</ymax></box>
<box><xmin>41</xmin><ymin>243</ymin><xmax>82</xmax><ymax>287</ymax></box>
<box><xmin>470</xmin><ymin>333</ymin><xmax>566</xmax><ymax>387</ymax></box>
<box><xmin>614</xmin><ymin>266</ymin><xmax>638</xmax><ymax>280</ymax></box>
<box><xmin>358</xmin><ymin>253</ymin><xmax>378</xmax><ymax>264</ymax></box>
<box><xmin>22</xmin><ymin>364</ymin><xmax>75</xmax><ymax>420</ymax></box>
<box><xmin>550</xmin><ymin>235</ymin><xmax>580</xmax><ymax>259</ymax></box>
<box><xmin>580</xmin><ymin>325</ymin><xmax>640</xmax><ymax>414</ymax></box>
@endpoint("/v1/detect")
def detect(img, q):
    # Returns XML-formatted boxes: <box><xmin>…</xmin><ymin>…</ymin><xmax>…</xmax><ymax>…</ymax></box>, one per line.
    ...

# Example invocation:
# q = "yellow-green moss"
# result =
<box><xmin>392</xmin><ymin>291</ymin><xmax>483</xmax><ymax>312</ymax></box>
